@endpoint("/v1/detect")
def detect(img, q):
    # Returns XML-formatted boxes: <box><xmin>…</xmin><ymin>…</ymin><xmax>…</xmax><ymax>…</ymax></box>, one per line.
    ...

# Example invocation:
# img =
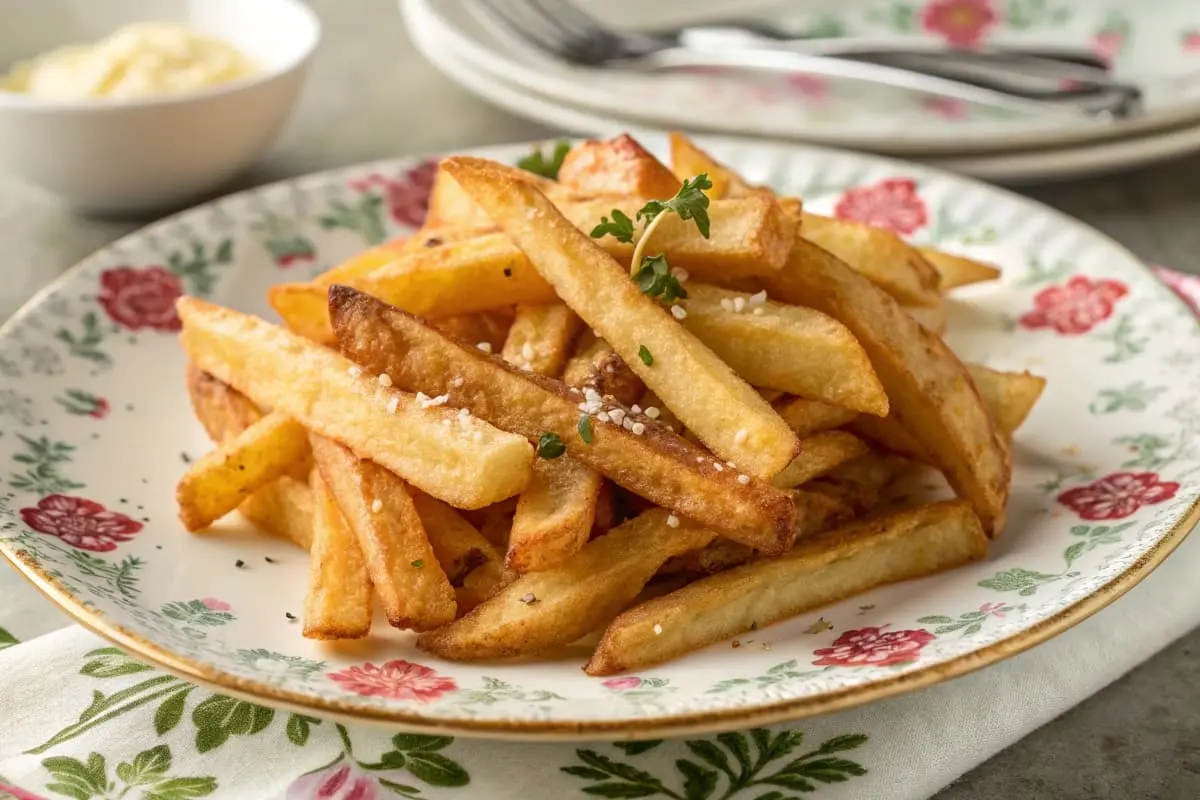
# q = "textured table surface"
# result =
<box><xmin>1</xmin><ymin>1</ymin><xmax>1197</xmax><ymax>797</ymax></box>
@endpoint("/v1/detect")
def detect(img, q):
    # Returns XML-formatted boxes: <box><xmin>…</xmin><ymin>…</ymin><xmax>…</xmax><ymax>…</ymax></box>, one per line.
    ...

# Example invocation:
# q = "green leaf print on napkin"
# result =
<box><xmin>190</xmin><ymin>696</ymin><xmax>275</xmax><ymax>754</ymax></box>
<box><xmin>42</xmin><ymin>746</ymin><xmax>216</xmax><ymax>800</ymax></box>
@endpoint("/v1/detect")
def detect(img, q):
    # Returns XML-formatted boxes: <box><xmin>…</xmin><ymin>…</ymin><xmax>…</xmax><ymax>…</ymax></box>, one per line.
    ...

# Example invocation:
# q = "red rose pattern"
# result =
<box><xmin>1185</xmin><ymin>31</ymin><xmax>1200</xmax><ymax>53</ymax></box>
<box><xmin>601</xmin><ymin>676</ymin><xmax>644</xmax><ymax>691</ymax></box>
<box><xmin>1057</xmin><ymin>472</ymin><xmax>1180</xmax><ymax>521</ymax></box>
<box><xmin>813</xmin><ymin>625</ymin><xmax>935</xmax><ymax>667</ymax></box>
<box><xmin>327</xmin><ymin>659</ymin><xmax>457</xmax><ymax>702</ymax></box>
<box><xmin>834</xmin><ymin>178</ymin><xmax>928</xmax><ymax>235</ymax></box>
<box><xmin>349</xmin><ymin>160</ymin><xmax>438</xmax><ymax>228</ymax></box>
<box><xmin>20</xmin><ymin>495</ymin><xmax>142</xmax><ymax>552</ymax></box>
<box><xmin>89</xmin><ymin>398</ymin><xmax>110</xmax><ymax>419</ymax></box>
<box><xmin>921</xmin><ymin>0</ymin><xmax>998</xmax><ymax>48</ymax></box>
<box><xmin>98</xmin><ymin>266</ymin><xmax>184</xmax><ymax>332</ymax></box>
<box><xmin>1019</xmin><ymin>276</ymin><xmax>1129</xmax><ymax>335</ymax></box>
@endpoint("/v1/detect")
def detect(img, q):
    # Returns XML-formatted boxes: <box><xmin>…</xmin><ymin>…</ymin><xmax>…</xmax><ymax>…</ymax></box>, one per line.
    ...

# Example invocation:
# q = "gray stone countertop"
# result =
<box><xmin>0</xmin><ymin>1</ymin><xmax>1196</xmax><ymax>796</ymax></box>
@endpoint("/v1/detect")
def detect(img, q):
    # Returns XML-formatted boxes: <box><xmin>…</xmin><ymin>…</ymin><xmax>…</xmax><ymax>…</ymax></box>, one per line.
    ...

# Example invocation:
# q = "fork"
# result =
<box><xmin>469</xmin><ymin>0</ymin><xmax>1142</xmax><ymax>121</ymax></box>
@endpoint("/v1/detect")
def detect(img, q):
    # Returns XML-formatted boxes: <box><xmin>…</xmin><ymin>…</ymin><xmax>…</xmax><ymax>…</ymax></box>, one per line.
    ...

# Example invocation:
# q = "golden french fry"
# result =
<box><xmin>765</xmin><ymin>239</ymin><xmax>1009</xmax><ymax>535</ymax></box>
<box><xmin>303</xmin><ymin>470</ymin><xmax>372</xmax><ymax>640</ymax></box>
<box><xmin>417</xmin><ymin>509</ymin><xmax>715</xmax><ymax>660</ymax></box>
<box><xmin>800</xmin><ymin>213</ymin><xmax>942</xmax><ymax>307</ymax></box>
<box><xmin>967</xmin><ymin>364</ymin><xmax>1047</xmax><ymax>437</ymax></box>
<box><xmin>681</xmin><ymin>284</ymin><xmax>887</xmax><ymax>415</ymax></box>
<box><xmin>178</xmin><ymin>297</ymin><xmax>534</xmax><ymax>509</ymax></box>
<box><xmin>667</xmin><ymin>131</ymin><xmax>772</xmax><ymax>199</ymax></box>
<box><xmin>329</xmin><ymin>287</ymin><xmax>798</xmax><ymax>554</ymax></box>
<box><xmin>903</xmin><ymin>299</ymin><xmax>948</xmax><ymax>335</ymax></box>
<box><xmin>176</xmin><ymin>411</ymin><xmax>310</xmax><ymax>531</ymax></box>
<box><xmin>772</xmin><ymin>431</ymin><xmax>872</xmax><ymax>489</ymax></box>
<box><xmin>558</xmin><ymin>134</ymin><xmax>682</xmax><ymax>199</ymax></box>
<box><xmin>562</xmin><ymin>332</ymin><xmax>645</xmax><ymax>407</ymax></box>
<box><xmin>426</xmin><ymin>161</ymin><xmax>600</xmax><ymax>229</ymax></box>
<box><xmin>508</xmin><ymin>457</ymin><xmax>603</xmax><ymax>573</ymax></box>
<box><xmin>313</xmin><ymin>235</ymin><xmax>415</xmax><ymax>287</ymax></box>
<box><xmin>442</xmin><ymin>156</ymin><xmax>800</xmax><ymax>478</ymax></box>
<box><xmin>586</xmin><ymin>501</ymin><xmax>988</xmax><ymax>674</ymax></box>
<box><xmin>310</xmin><ymin>434</ymin><xmax>457</xmax><ymax>631</ymax></box>
<box><xmin>772</xmin><ymin>396</ymin><xmax>859</xmax><ymax>438</ymax></box>
<box><xmin>921</xmin><ymin>248</ymin><xmax>1001</xmax><ymax>290</ymax></box>
<box><xmin>411</xmin><ymin>492</ymin><xmax>507</xmax><ymax>614</ymax></box>
<box><xmin>433</xmin><ymin>308</ymin><xmax>514</xmax><ymax>354</ymax></box>
<box><xmin>500</xmin><ymin>304</ymin><xmax>582</xmax><ymax>377</ymax></box>
<box><xmin>186</xmin><ymin>363</ymin><xmax>261</xmax><ymax>440</ymax></box>
<box><xmin>807</xmin><ymin>454</ymin><xmax>909</xmax><ymax>512</ymax></box>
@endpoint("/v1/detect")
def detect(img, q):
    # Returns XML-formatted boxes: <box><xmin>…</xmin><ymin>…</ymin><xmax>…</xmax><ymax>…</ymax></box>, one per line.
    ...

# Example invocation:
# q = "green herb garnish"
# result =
<box><xmin>637</xmin><ymin>173</ymin><xmax>713</xmax><ymax>237</ymax></box>
<box><xmin>517</xmin><ymin>140</ymin><xmax>571</xmax><ymax>179</ymax></box>
<box><xmin>536</xmin><ymin>432</ymin><xmax>567</xmax><ymax>459</ymax></box>
<box><xmin>590</xmin><ymin>209</ymin><xmax>635</xmax><ymax>243</ymax></box>
<box><xmin>577</xmin><ymin>415</ymin><xmax>594</xmax><ymax>444</ymax></box>
<box><xmin>411</xmin><ymin>559</ymin><xmax>425</xmax><ymax>568</ymax></box>
<box><xmin>633</xmin><ymin>255</ymin><xmax>688</xmax><ymax>304</ymax></box>
<box><xmin>638</xmin><ymin>345</ymin><xmax>654</xmax><ymax>366</ymax></box>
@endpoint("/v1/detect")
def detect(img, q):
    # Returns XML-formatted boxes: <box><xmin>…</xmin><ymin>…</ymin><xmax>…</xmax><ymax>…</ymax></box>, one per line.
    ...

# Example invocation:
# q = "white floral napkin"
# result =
<box><xmin>0</xmin><ymin>269</ymin><xmax>1197</xmax><ymax>800</ymax></box>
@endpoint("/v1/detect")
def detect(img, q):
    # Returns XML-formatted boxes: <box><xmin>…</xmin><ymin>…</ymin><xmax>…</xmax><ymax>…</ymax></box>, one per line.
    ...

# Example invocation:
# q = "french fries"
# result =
<box><xmin>764</xmin><ymin>239</ymin><xmax>1010</xmax><ymax>536</ymax></box>
<box><xmin>921</xmin><ymin>248</ymin><xmax>1001</xmax><ymax>290</ymax></box>
<box><xmin>667</xmin><ymin>131</ymin><xmax>771</xmax><ymax>199</ymax></box>
<box><xmin>303</xmin><ymin>471</ymin><xmax>372</xmax><ymax>640</ymax></box>
<box><xmin>442</xmin><ymin>156</ymin><xmax>800</xmax><ymax>478</ymax></box>
<box><xmin>772</xmin><ymin>396</ymin><xmax>859</xmax><ymax>438</ymax></box>
<box><xmin>559</xmin><ymin>134</ymin><xmax>682</xmax><ymax>200</ymax></box>
<box><xmin>772</xmin><ymin>431</ymin><xmax>872</xmax><ymax>489</ymax></box>
<box><xmin>681</xmin><ymin>284</ymin><xmax>887</xmax><ymax>415</ymax></box>
<box><xmin>310</xmin><ymin>434</ymin><xmax>457</xmax><ymax>631</ymax></box>
<box><xmin>411</xmin><ymin>492</ymin><xmax>507</xmax><ymax>615</ymax></box>
<box><xmin>562</xmin><ymin>332</ymin><xmax>644</xmax><ymax>406</ymax></box>
<box><xmin>904</xmin><ymin>300</ymin><xmax>948</xmax><ymax>335</ymax></box>
<box><xmin>178</xmin><ymin>297</ymin><xmax>534</xmax><ymax>509</ymax></box>
<box><xmin>508</xmin><ymin>457</ymin><xmax>603</xmax><ymax>573</ymax></box>
<box><xmin>417</xmin><ymin>509</ymin><xmax>716</xmax><ymax>660</ymax></box>
<box><xmin>329</xmin><ymin>287</ymin><xmax>798</xmax><ymax>554</ymax></box>
<box><xmin>500</xmin><ymin>304</ymin><xmax>581</xmax><ymax>377</ymax></box>
<box><xmin>587</xmin><ymin>501</ymin><xmax>987</xmax><ymax>674</ymax></box>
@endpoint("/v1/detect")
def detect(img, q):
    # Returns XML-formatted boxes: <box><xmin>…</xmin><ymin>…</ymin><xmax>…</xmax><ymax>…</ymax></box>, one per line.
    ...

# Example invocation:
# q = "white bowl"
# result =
<box><xmin>0</xmin><ymin>0</ymin><xmax>320</xmax><ymax>215</ymax></box>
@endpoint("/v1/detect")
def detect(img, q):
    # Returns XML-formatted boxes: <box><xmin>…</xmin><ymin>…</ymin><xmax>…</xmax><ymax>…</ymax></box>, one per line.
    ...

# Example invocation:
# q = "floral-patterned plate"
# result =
<box><xmin>1</xmin><ymin>136</ymin><xmax>1198</xmax><ymax>740</ymax></box>
<box><xmin>406</xmin><ymin>0</ymin><xmax>1200</xmax><ymax>155</ymax></box>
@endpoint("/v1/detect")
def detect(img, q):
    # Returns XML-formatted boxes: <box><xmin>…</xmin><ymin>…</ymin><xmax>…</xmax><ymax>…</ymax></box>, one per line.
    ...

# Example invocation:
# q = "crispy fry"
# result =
<box><xmin>417</xmin><ymin>509</ymin><xmax>715</xmax><ymax>660</ymax></box>
<box><xmin>313</xmin><ymin>235</ymin><xmax>415</xmax><ymax>287</ymax></box>
<box><xmin>764</xmin><ymin>239</ymin><xmax>1009</xmax><ymax>535</ymax></box>
<box><xmin>411</xmin><ymin>492</ymin><xmax>507</xmax><ymax>614</ymax></box>
<box><xmin>800</xmin><ymin>213</ymin><xmax>942</xmax><ymax>307</ymax></box>
<box><xmin>772</xmin><ymin>431</ymin><xmax>872</xmax><ymax>489</ymax></box>
<box><xmin>303</xmin><ymin>471</ymin><xmax>372</xmax><ymax>640</ymax></box>
<box><xmin>903</xmin><ymin>299</ymin><xmax>948</xmax><ymax>335</ymax></box>
<box><xmin>443</xmin><ymin>156</ymin><xmax>800</xmax><ymax>478</ymax></box>
<box><xmin>587</xmin><ymin>501</ymin><xmax>988</xmax><ymax>674</ymax></box>
<box><xmin>559</xmin><ymin>134</ymin><xmax>682</xmax><ymax>199</ymax></box>
<box><xmin>500</xmin><ymin>304</ymin><xmax>581</xmax><ymax>377</ymax></box>
<box><xmin>509</xmin><ymin>457</ymin><xmax>603</xmax><ymax>573</ymax></box>
<box><xmin>667</xmin><ymin>131</ymin><xmax>771</xmax><ymax>199</ymax></box>
<box><xmin>329</xmin><ymin>287</ymin><xmax>798</xmax><ymax>554</ymax></box>
<box><xmin>772</xmin><ymin>396</ymin><xmax>859</xmax><ymax>438</ymax></box>
<box><xmin>562</xmin><ymin>332</ymin><xmax>645</xmax><ymax>407</ymax></box>
<box><xmin>807</xmin><ymin>454</ymin><xmax>909</xmax><ymax>512</ymax></box>
<box><xmin>682</xmin><ymin>284</ymin><xmax>887</xmax><ymax>414</ymax></box>
<box><xmin>178</xmin><ymin>297</ymin><xmax>533</xmax><ymax>509</ymax></box>
<box><xmin>921</xmin><ymin>248</ymin><xmax>1001</xmax><ymax>290</ymax></box>
<box><xmin>427</xmin><ymin>161</ymin><xmax>600</xmax><ymax>229</ymax></box>
<box><xmin>186</xmin><ymin>363</ymin><xmax>261</xmax><ymax>440</ymax></box>
<box><xmin>433</xmin><ymin>308</ymin><xmax>514</xmax><ymax>354</ymax></box>
<box><xmin>310</xmin><ymin>434</ymin><xmax>456</xmax><ymax>631</ymax></box>
<box><xmin>176</xmin><ymin>411</ymin><xmax>309</xmax><ymax>531</ymax></box>
<box><xmin>967</xmin><ymin>364</ymin><xmax>1047</xmax><ymax>437</ymax></box>
<box><xmin>239</xmin><ymin>476</ymin><xmax>314</xmax><ymax>551</ymax></box>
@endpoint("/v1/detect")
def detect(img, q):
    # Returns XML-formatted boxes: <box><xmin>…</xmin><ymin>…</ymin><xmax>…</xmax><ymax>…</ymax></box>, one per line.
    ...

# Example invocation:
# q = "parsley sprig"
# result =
<box><xmin>517</xmin><ymin>140</ymin><xmax>571</xmax><ymax>180</ymax></box>
<box><xmin>589</xmin><ymin>174</ymin><xmax>711</xmax><ymax>308</ymax></box>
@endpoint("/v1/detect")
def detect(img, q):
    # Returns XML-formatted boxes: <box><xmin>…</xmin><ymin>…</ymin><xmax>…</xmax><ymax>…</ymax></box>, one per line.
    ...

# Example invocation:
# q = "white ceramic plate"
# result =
<box><xmin>405</xmin><ymin>0</ymin><xmax>1200</xmax><ymax>155</ymax></box>
<box><xmin>1</xmin><ymin>136</ymin><xmax>1198</xmax><ymax>739</ymax></box>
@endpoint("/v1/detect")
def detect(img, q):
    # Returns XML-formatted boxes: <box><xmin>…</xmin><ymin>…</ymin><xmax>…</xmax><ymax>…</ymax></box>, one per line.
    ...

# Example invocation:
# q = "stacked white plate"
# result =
<box><xmin>401</xmin><ymin>0</ymin><xmax>1200</xmax><ymax>182</ymax></box>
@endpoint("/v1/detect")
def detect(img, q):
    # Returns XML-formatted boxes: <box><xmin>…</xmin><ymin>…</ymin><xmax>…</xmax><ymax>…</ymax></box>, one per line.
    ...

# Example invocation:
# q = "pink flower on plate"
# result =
<box><xmin>1153</xmin><ymin>266</ymin><xmax>1200</xmax><ymax>317</ymax></box>
<box><xmin>602</xmin><ymin>676</ymin><xmax>644</xmax><ymax>691</ymax></box>
<box><xmin>287</xmin><ymin>761</ymin><xmax>382</xmax><ymax>800</ymax></box>
<box><xmin>1018</xmin><ymin>275</ymin><xmax>1129</xmax><ymax>335</ymax></box>
<box><xmin>89</xmin><ymin>397</ymin><xmax>110</xmax><ymax>419</ymax></box>
<box><xmin>785</xmin><ymin>73</ymin><xmax>830</xmax><ymax>102</ymax></box>
<box><xmin>349</xmin><ymin>160</ymin><xmax>438</xmax><ymax>228</ymax></box>
<box><xmin>1057</xmin><ymin>472</ymin><xmax>1180</xmax><ymax>521</ymax></box>
<box><xmin>1091</xmin><ymin>31</ymin><xmax>1125</xmax><ymax>66</ymax></box>
<box><xmin>327</xmin><ymin>659</ymin><xmax>457</xmax><ymax>702</ymax></box>
<box><xmin>812</xmin><ymin>626</ymin><xmax>935</xmax><ymax>667</ymax></box>
<box><xmin>979</xmin><ymin>602</ymin><xmax>1008</xmax><ymax>617</ymax></box>
<box><xmin>922</xmin><ymin>95</ymin><xmax>968</xmax><ymax>120</ymax></box>
<box><xmin>20</xmin><ymin>495</ymin><xmax>142</xmax><ymax>552</ymax></box>
<box><xmin>834</xmin><ymin>177</ymin><xmax>928</xmax><ymax>235</ymax></box>
<box><xmin>201</xmin><ymin>597</ymin><xmax>232</xmax><ymax>611</ymax></box>
<box><xmin>921</xmin><ymin>0</ymin><xmax>998</xmax><ymax>48</ymax></box>
<box><xmin>98</xmin><ymin>266</ymin><xmax>184</xmax><ymax>332</ymax></box>
<box><xmin>1184</xmin><ymin>31</ymin><xmax>1200</xmax><ymax>53</ymax></box>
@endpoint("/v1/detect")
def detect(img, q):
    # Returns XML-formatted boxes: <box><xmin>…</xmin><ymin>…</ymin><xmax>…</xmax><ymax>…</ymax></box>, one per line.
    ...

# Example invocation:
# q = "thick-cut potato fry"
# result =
<box><xmin>562</xmin><ymin>332</ymin><xmax>645</xmax><ymax>406</ymax></box>
<box><xmin>509</xmin><ymin>457</ymin><xmax>603</xmax><ymax>573</ymax></box>
<box><xmin>559</xmin><ymin>134</ymin><xmax>682</xmax><ymax>200</ymax></box>
<box><xmin>800</xmin><ymin>213</ymin><xmax>942</xmax><ymax>307</ymax></box>
<box><xmin>313</xmin><ymin>235</ymin><xmax>415</xmax><ymax>287</ymax></box>
<box><xmin>303</xmin><ymin>471</ymin><xmax>372</xmax><ymax>640</ymax></box>
<box><xmin>587</xmin><ymin>501</ymin><xmax>988</xmax><ymax>674</ymax></box>
<box><xmin>411</xmin><ymin>493</ymin><xmax>507</xmax><ymax>614</ymax></box>
<box><xmin>807</xmin><ymin>454</ymin><xmax>908</xmax><ymax>512</ymax></box>
<box><xmin>500</xmin><ymin>304</ymin><xmax>581</xmax><ymax>377</ymax></box>
<box><xmin>178</xmin><ymin>297</ymin><xmax>533</xmax><ymax>509</ymax></box>
<box><xmin>967</xmin><ymin>364</ymin><xmax>1046</xmax><ymax>437</ymax></box>
<box><xmin>464</xmin><ymin>498</ymin><xmax>517</xmax><ymax>550</ymax></box>
<box><xmin>682</xmin><ymin>284</ymin><xmax>887</xmax><ymax>415</ymax></box>
<box><xmin>772</xmin><ymin>431</ymin><xmax>872</xmax><ymax>489</ymax></box>
<box><xmin>772</xmin><ymin>396</ymin><xmax>859</xmax><ymax>438</ymax></box>
<box><xmin>667</xmin><ymin>131</ymin><xmax>771</xmax><ymax>199</ymax></box>
<box><xmin>921</xmin><ymin>248</ymin><xmax>1001</xmax><ymax>290</ymax></box>
<box><xmin>764</xmin><ymin>239</ymin><xmax>1009</xmax><ymax>536</ymax></box>
<box><xmin>176</xmin><ymin>411</ymin><xmax>310</xmax><ymax>531</ymax></box>
<box><xmin>329</xmin><ymin>287</ymin><xmax>798</xmax><ymax>553</ymax></box>
<box><xmin>186</xmin><ymin>363</ymin><xmax>261</xmax><ymax>440</ymax></box>
<box><xmin>417</xmin><ymin>509</ymin><xmax>716</xmax><ymax>660</ymax></box>
<box><xmin>443</xmin><ymin>156</ymin><xmax>800</xmax><ymax>478</ymax></box>
<box><xmin>903</xmin><ymin>299</ymin><xmax>948</xmax><ymax>335</ymax></box>
<box><xmin>426</xmin><ymin>161</ymin><xmax>601</xmax><ymax>229</ymax></box>
<box><xmin>433</xmin><ymin>309</ymin><xmax>514</xmax><ymax>354</ymax></box>
<box><xmin>310</xmin><ymin>434</ymin><xmax>457</xmax><ymax>631</ymax></box>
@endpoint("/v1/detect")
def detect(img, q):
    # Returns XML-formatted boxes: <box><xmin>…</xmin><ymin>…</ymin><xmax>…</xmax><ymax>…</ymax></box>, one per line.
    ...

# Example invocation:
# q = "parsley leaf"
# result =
<box><xmin>577</xmin><ymin>415</ymin><xmax>594</xmax><ymax>444</ymax></box>
<box><xmin>633</xmin><ymin>255</ymin><xmax>688</xmax><ymax>304</ymax></box>
<box><xmin>637</xmin><ymin>173</ymin><xmax>713</xmax><ymax>238</ymax></box>
<box><xmin>638</xmin><ymin>345</ymin><xmax>654</xmax><ymax>366</ymax></box>
<box><xmin>411</xmin><ymin>559</ymin><xmax>424</xmax><ymax>568</ymax></box>
<box><xmin>590</xmin><ymin>209</ymin><xmax>636</xmax><ymax>243</ymax></box>
<box><xmin>516</xmin><ymin>140</ymin><xmax>571</xmax><ymax>179</ymax></box>
<box><xmin>536</xmin><ymin>432</ymin><xmax>567</xmax><ymax>459</ymax></box>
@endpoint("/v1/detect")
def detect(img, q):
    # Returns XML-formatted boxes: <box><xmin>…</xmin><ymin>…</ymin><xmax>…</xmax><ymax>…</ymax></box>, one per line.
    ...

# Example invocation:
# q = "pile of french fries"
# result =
<box><xmin>175</xmin><ymin>133</ymin><xmax>1045</xmax><ymax>674</ymax></box>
